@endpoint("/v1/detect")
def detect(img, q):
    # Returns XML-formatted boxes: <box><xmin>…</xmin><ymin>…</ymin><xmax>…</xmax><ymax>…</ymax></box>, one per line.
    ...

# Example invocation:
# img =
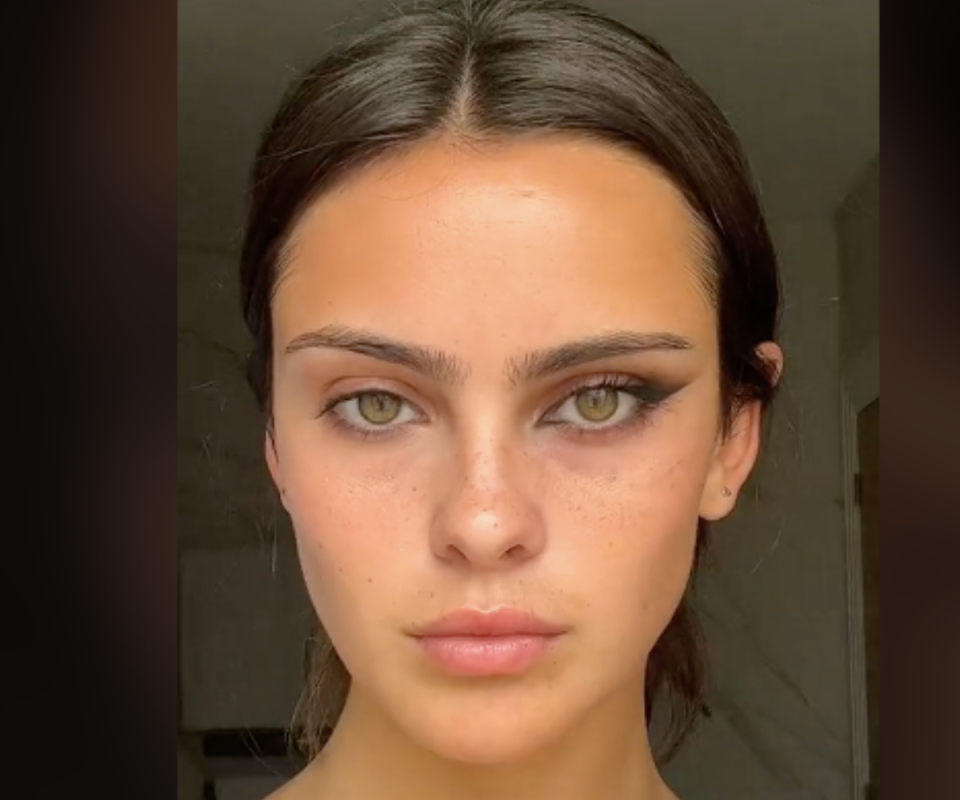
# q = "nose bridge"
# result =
<box><xmin>430</xmin><ymin>421</ymin><xmax>546</xmax><ymax>569</ymax></box>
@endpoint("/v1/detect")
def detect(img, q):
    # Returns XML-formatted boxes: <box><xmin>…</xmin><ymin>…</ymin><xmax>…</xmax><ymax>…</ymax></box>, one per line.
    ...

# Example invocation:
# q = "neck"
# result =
<box><xmin>298</xmin><ymin>684</ymin><xmax>676</xmax><ymax>800</ymax></box>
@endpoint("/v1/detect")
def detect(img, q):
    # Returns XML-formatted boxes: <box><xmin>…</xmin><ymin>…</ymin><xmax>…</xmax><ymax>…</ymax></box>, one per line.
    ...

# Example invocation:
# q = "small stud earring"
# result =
<box><xmin>721</xmin><ymin>487</ymin><xmax>732</xmax><ymax>497</ymax></box>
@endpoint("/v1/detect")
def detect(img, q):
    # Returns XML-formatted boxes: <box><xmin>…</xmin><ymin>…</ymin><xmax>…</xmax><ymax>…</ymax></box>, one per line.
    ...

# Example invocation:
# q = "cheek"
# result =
<box><xmin>548</xmin><ymin>434</ymin><xmax>712</xmax><ymax>650</ymax></box>
<box><xmin>282</xmin><ymin>454</ymin><xmax>420</xmax><ymax>629</ymax></box>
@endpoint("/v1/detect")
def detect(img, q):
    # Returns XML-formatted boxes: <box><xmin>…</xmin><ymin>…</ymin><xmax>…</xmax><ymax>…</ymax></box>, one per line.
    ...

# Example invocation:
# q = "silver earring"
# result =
<box><xmin>721</xmin><ymin>487</ymin><xmax>732</xmax><ymax>497</ymax></box>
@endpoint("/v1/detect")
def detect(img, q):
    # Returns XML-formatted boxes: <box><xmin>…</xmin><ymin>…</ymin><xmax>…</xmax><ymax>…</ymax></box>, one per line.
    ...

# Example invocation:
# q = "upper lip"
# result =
<box><xmin>410</xmin><ymin>607</ymin><xmax>567</xmax><ymax>638</ymax></box>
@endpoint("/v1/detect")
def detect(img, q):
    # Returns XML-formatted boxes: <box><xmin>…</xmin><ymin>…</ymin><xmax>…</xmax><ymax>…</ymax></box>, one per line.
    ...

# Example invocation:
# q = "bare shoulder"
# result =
<box><xmin>262</xmin><ymin>767</ymin><xmax>324</xmax><ymax>800</ymax></box>
<box><xmin>262</xmin><ymin>779</ymin><xmax>300</xmax><ymax>800</ymax></box>
<box><xmin>262</xmin><ymin>774</ymin><xmax>310</xmax><ymax>800</ymax></box>
<box><xmin>262</xmin><ymin>783</ymin><xmax>289</xmax><ymax>800</ymax></box>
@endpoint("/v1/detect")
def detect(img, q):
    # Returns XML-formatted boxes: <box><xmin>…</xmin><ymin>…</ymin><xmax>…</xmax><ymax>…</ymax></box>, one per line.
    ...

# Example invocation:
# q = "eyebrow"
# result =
<box><xmin>508</xmin><ymin>330</ymin><xmax>693</xmax><ymax>384</ymax></box>
<box><xmin>286</xmin><ymin>325</ymin><xmax>467</xmax><ymax>385</ymax></box>
<box><xmin>284</xmin><ymin>325</ymin><xmax>693</xmax><ymax>386</ymax></box>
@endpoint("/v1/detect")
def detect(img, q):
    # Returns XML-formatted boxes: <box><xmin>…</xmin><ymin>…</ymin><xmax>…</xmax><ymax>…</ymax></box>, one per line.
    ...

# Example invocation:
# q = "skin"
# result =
<box><xmin>264</xmin><ymin>136</ymin><xmax>779</xmax><ymax>800</ymax></box>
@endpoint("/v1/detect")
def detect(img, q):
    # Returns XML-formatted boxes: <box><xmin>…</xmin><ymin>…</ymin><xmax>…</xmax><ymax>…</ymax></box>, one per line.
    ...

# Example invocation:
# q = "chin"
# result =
<box><xmin>420</xmin><ymin>723</ymin><xmax>562</xmax><ymax>765</ymax></box>
<box><xmin>395</xmin><ymin>692</ymin><xmax>578</xmax><ymax>765</ymax></box>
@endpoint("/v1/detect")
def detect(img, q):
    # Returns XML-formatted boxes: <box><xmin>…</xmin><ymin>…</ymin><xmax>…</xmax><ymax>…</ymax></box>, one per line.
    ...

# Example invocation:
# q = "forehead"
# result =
<box><xmin>274</xmin><ymin>137</ymin><xmax>716</xmax><ymax>355</ymax></box>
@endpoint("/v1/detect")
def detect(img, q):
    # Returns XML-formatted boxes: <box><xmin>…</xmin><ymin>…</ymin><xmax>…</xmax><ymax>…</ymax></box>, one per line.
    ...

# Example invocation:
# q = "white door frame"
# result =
<box><xmin>839</xmin><ymin>335</ymin><xmax>879</xmax><ymax>798</ymax></box>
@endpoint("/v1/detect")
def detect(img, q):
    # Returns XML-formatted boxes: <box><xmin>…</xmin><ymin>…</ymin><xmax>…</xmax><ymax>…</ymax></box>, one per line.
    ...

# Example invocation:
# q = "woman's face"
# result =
<box><xmin>268</xmin><ymin>137</ymin><xmax>763</xmax><ymax>763</ymax></box>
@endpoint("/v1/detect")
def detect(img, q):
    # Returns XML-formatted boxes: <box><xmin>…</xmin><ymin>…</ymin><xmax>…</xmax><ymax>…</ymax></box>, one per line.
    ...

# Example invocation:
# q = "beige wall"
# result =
<box><xmin>836</xmin><ymin>154</ymin><xmax>880</xmax><ymax>796</ymax></box>
<box><xmin>664</xmin><ymin>219</ymin><xmax>852</xmax><ymax>800</ymax></box>
<box><xmin>837</xmin><ymin>157</ymin><xmax>880</xmax><ymax>368</ymax></box>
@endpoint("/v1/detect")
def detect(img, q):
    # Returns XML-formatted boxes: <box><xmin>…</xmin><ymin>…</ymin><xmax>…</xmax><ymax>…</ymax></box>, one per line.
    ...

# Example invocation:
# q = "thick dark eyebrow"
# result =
<box><xmin>284</xmin><ymin>325</ymin><xmax>693</xmax><ymax>386</ymax></box>
<box><xmin>506</xmin><ymin>331</ymin><xmax>694</xmax><ymax>385</ymax></box>
<box><xmin>285</xmin><ymin>325</ymin><xmax>468</xmax><ymax>386</ymax></box>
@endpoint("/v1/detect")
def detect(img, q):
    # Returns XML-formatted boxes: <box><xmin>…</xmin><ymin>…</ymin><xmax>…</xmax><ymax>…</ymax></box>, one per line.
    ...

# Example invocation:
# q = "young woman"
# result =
<box><xmin>239</xmin><ymin>1</ymin><xmax>783</xmax><ymax>797</ymax></box>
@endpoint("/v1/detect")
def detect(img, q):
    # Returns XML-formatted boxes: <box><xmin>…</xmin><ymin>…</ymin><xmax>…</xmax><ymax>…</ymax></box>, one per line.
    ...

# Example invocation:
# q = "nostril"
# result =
<box><xmin>443</xmin><ymin>543</ymin><xmax>469</xmax><ymax>563</ymax></box>
<box><xmin>504</xmin><ymin>544</ymin><xmax>527</xmax><ymax>559</ymax></box>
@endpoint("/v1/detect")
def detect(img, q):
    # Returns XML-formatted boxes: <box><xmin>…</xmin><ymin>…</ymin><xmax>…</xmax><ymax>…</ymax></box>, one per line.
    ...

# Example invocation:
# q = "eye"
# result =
<box><xmin>324</xmin><ymin>390</ymin><xmax>422</xmax><ymax>434</ymax></box>
<box><xmin>573</xmin><ymin>387</ymin><xmax>620</xmax><ymax>423</ymax></box>
<box><xmin>357</xmin><ymin>392</ymin><xmax>404</xmax><ymax>424</ymax></box>
<box><xmin>544</xmin><ymin>378</ymin><xmax>670</xmax><ymax>432</ymax></box>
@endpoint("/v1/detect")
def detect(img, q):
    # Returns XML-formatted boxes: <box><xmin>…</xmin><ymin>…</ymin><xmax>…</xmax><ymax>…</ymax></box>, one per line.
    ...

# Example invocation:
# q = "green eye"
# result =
<box><xmin>574</xmin><ymin>388</ymin><xmax>620</xmax><ymax>422</ymax></box>
<box><xmin>357</xmin><ymin>392</ymin><xmax>403</xmax><ymax>425</ymax></box>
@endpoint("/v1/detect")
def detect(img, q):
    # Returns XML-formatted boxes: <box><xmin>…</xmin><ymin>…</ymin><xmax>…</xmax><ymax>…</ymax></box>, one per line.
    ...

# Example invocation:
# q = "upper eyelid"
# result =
<box><xmin>544</xmin><ymin>375</ymin><xmax>648</xmax><ymax>406</ymax></box>
<box><xmin>323</xmin><ymin>383</ymin><xmax>426</xmax><ymax>413</ymax></box>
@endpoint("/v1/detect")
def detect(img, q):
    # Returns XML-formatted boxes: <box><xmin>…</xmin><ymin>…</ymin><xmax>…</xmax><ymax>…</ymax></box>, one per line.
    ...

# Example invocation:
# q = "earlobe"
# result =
<box><xmin>699</xmin><ymin>400</ymin><xmax>763</xmax><ymax>521</ymax></box>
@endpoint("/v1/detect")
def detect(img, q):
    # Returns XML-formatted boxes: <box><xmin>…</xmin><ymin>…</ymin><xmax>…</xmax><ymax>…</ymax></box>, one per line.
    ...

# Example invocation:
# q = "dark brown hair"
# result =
<box><xmin>239</xmin><ymin>0</ymin><xmax>781</xmax><ymax>765</ymax></box>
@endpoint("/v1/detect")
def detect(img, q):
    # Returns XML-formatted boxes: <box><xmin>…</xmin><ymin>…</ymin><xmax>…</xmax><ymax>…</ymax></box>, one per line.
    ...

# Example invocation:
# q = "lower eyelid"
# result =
<box><xmin>559</xmin><ymin>407</ymin><xmax>657</xmax><ymax>438</ymax></box>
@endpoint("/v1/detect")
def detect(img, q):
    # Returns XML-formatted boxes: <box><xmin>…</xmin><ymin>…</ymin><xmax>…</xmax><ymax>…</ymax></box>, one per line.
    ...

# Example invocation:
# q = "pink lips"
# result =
<box><xmin>409</xmin><ymin>608</ymin><xmax>566</xmax><ymax>677</ymax></box>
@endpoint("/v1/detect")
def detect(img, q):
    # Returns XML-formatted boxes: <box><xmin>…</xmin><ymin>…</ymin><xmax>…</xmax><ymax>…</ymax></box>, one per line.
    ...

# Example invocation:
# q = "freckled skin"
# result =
<box><xmin>265</xmin><ymin>137</ymin><xmax>771</xmax><ymax>800</ymax></box>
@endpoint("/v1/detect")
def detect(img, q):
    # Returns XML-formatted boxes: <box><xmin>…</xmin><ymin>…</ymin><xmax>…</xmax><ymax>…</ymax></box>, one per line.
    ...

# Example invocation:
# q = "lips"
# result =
<box><xmin>408</xmin><ymin>607</ymin><xmax>567</xmax><ymax>677</ymax></box>
<box><xmin>411</xmin><ymin>607</ymin><xmax>567</xmax><ymax>638</ymax></box>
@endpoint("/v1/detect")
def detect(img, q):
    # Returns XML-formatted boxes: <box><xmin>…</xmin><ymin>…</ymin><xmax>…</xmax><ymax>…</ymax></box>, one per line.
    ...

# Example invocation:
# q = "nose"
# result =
<box><xmin>429</xmin><ymin>436</ymin><xmax>547</xmax><ymax>570</ymax></box>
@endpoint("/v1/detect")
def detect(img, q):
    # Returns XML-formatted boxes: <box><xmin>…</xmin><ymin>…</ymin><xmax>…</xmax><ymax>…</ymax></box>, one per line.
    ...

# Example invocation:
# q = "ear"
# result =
<box><xmin>265</xmin><ymin>428</ymin><xmax>289</xmax><ymax>511</ymax></box>
<box><xmin>699</xmin><ymin>400</ymin><xmax>762</xmax><ymax>520</ymax></box>
<box><xmin>699</xmin><ymin>343</ymin><xmax>782</xmax><ymax>521</ymax></box>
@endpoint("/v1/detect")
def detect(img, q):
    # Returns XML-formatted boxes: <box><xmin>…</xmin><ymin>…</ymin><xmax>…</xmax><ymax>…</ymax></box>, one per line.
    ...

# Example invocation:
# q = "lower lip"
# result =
<box><xmin>413</xmin><ymin>634</ymin><xmax>562</xmax><ymax>677</ymax></box>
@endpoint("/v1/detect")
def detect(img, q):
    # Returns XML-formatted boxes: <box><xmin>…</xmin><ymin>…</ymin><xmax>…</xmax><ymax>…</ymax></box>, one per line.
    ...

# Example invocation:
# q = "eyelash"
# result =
<box><xmin>317</xmin><ymin>374</ymin><xmax>674</xmax><ymax>441</ymax></box>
